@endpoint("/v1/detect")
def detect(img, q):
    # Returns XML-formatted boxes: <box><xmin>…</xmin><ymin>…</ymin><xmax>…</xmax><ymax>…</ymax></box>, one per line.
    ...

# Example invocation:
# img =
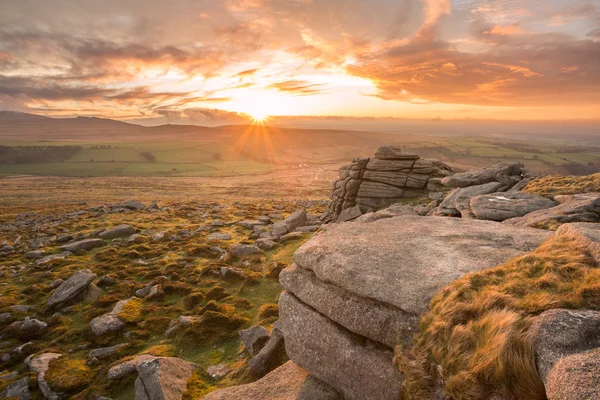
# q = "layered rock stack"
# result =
<box><xmin>278</xmin><ymin>216</ymin><xmax>550</xmax><ymax>400</ymax></box>
<box><xmin>322</xmin><ymin>146</ymin><xmax>453</xmax><ymax>222</ymax></box>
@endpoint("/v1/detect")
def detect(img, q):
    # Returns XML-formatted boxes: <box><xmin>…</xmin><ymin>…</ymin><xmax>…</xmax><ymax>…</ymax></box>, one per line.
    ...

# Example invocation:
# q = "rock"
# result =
<box><xmin>239</xmin><ymin>326</ymin><xmax>271</xmax><ymax>356</ymax></box>
<box><xmin>279</xmin><ymin>292</ymin><xmax>402</xmax><ymax>400</ymax></box>
<box><xmin>25</xmin><ymin>250</ymin><xmax>44</xmax><ymax>259</ymax></box>
<box><xmin>107</xmin><ymin>355</ymin><xmax>155</xmax><ymax>380</ymax></box>
<box><xmin>201</xmin><ymin>361</ymin><xmax>307</xmax><ymax>400</ymax></box>
<box><xmin>353</xmin><ymin>204</ymin><xmax>418</xmax><ymax>224</ymax></box>
<box><xmin>127</xmin><ymin>234</ymin><xmax>145</xmax><ymax>243</ymax></box>
<box><xmin>532</xmin><ymin>309</ymin><xmax>600</xmax><ymax>383</ymax></box>
<box><xmin>0</xmin><ymin>377</ymin><xmax>32</xmax><ymax>400</ymax></box>
<box><xmin>248</xmin><ymin>327</ymin><xmax>287</xmax><ymax>378</ymax></box>
<box><xmin>271</xmin><ymin>222</ymin><xmax>288</xmax><ymax>237</ymax></box>
<box><xmin>26</xmin><ymin>353</ymin><xmax>62</xmax><ymax>400</ymax></box>
<box><xmin>99</xmin><ymin>224</ymin><xmax>136</xmax><ymax>239</ymax></box>
<box><xmin>470</xmin><ymin>192</ymin><xmax>557</xmax><ymax>221</ymax></box>
<box><xmin>231</xmin><ymin>244</ymin><xmax>262</xmax><ymax>258</ymax></box>
<box><xmin>206</xmin><ymin>364</ymin><xmax>232</xmax><ymax>379</ymax></box>
<box><xmin>121</xmin><ymin>200</ymin><xmax>146</xmax><ymax>210</ymax></box>
<box><xmin>556</xmin><ymin>222</ymin><xmax>600</xmax><ymax>261</ymax></box>
<box><xmin>60</xmin><ymin>238</ymin><xmax>105</xmax><ymax>252</ymax></box>
<box><xmin>297</xmin><ymin>375</ymin><xmax>342</xmax><ymax>400</ymax></box>
<box><xmin>293</xmin><ymin>216</ymin><xmax>549</xmax><ymax>316</ymax></box>
<box><xmin>322</xmin><ymin>147</ymin><xmax>452</xmax><ymax>222</ymax></box>
<box><xmin>90</xmin><ymin>313</ymin><xmax>125</xmax><ymax>336</ymax></box>
<box><xmin>439</xmin><ymin>181</ymin><xmax>504</xmax><ymax>218</ymax></box>
<box><xmin>134</xmin><ymin>357</ymin><xmax>197</xmax><ymax>400</ymax></box>
<box><xmin>504</xmin><ymin>193</ymin><xmax>600</xmax><ymax>228</ymax></box>
<box><xmin>238</xmin><ymin>220</ymin><xmax>264</xmax><ymax>229</ymax></box>
<box><xmin>295</xmin><ymin>226</ymin><xmax>319</xmax><ymax>233</ymax></box>
<box><xmin>36</xmin><ymin>252</ymin><xmax>71</xmax><ymax>266</ymax></box>
<box><xmin>10</xmin><ymin>305</ymin><xmax>32</xmax><ymax>313</ymax></box>
<box><xmin>208</xmin><ymin>232</ymin><xmax>231</xmax><ymax>241</ymax></box>
<box><xmin>97</xmin><ymin>275</ymin><xmax>116</xmax><ymax>287</ymax></box>
<box><xmin>545</xmin><ymin>348</ymin><xmax>600</xmax><ymax>400</ymax></box>
<box><xmin>19</xmin><ymin>318</ymin><xmax>47</xmax><ymax>339</ymax></box>
<box><xmin>441</xmin><ymin>162</ymin><xmax>524</xmax><ymax>188</ymax></box>
<box><xmin>88</xmin><ymin>343</ymin><xmax>126</xmax><ymax>359</ymax></box>
<box><xmin>48</xmin><ymin>279</ymin><xmax>64</xmax><ymax>290</ymax></box>
<box><xmin>280</xmin><ymin>232</ymin><xmax>303</xmax><ymax>243</ymax></box>
<box><xmin>256</xmin><ymin>238</ymin><xmax>277</xmax><ymax>251</ymax></box>
<box><xmin>284</xmin><ymin>210</ymin><xmax>307</xmax><ymax>232</ymax></box>
<box><xmin>46</xmin><ymin>269</ymin><xmax>96</xmax><ymax>309</ymax></box>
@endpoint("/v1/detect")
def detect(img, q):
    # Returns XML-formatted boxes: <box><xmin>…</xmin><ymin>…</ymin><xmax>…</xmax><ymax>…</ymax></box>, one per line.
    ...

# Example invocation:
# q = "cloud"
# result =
<box><xmin>266</xmin><ymin>80</ymin><xmax>326</xmax><ymax>96</ymax></box>
<box><xmin>183</xmin><ymin>108</ymin><xmax>251</xmax><ymax>124</ymax></box>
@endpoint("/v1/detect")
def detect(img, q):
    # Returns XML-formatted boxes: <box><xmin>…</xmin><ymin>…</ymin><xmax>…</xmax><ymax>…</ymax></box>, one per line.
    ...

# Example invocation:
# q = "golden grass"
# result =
<box><xmin>45</xmin><ymin>356</ymin><xmax>94</xmax><ymax>393</ymax></box>
<box><xmin>525</xmin><ymin>173</ymin><xmax>600</xmax><ymax>197</ymax></box>
<box><xmin>117</xmin><ymin>298</ymin><xmax>143</xmax><ymax>323</ymax></box>
<box><xmin>398</xmin><ymin>233</ymin><xmax>600</xmax><ymax>400</ymax></box>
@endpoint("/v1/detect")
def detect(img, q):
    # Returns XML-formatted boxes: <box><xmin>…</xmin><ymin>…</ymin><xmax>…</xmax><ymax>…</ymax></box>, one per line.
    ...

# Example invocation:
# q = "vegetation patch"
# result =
<box><xmin>46</xmin><ymin>356</ymin><xmax>94</xmax><ymax>394</ymax></box>
<box><xmin>525</xmin><ymin>173</ymin><xmax>600</xmax><ymax>197</ymax></box>
<box><xmin>117</xmin><ymin>298</ymin><xmax>143</xmax><ymax>323</ymax></box>
<box><xmin>398</xmin><ymin>233</ymin><xmax>600</xmax><ymax>400</ymax></box>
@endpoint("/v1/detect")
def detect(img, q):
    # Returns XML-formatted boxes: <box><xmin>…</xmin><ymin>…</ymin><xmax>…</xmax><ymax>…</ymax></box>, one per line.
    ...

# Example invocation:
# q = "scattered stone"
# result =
<box><xmin>441</xmin><ymin>162</ymin><xmax>524</xmax><ymax>188</ymax></box>
<box><xmin>19</xmin><ymin>317</ymin><xmax>47</xmax><ymax>339</ymax></box>
<box><xmin>231</xmin><ymin>244</ymin><xmax>262</xmax><ymax>258</ymax></box>
<box><xmin>470</xmin><ymin>192</ymin><xmax>557</xmax><ymax>221</ymax></box>
<box><xmin>256</xmin><ymin>238</ymin><xmax>277</xmax><ymax>251</ymax></box>
<box><xmin>25</xmin><ymin>250</ymin><xmax>44</xmax><ymax>260</ymax></box>
<box><xmin>201</xmin><ymin>361</ymin><xmax>307</xmax><ymax>400</ymax></box>
<box><xmin>239</xmin><ymin>326</ymin><xmax>271</xmax><ymax>357</ymax></box>
<box><xmin>26</xmin><ymin>352</ymin><xmax>62</xmax><ymax>400</ymax></box>
<box><xmin>280</xmin><ymin>232</ymin><xmax>303</xmax><ymax>243</ymax></box>
<box><xmin>36</xmin><ymin>252</ymin><xmax>71</xmax><ymax>266</ymax></box>
<box><xmin>60</xmin><ymin>238</ymin><xmax>105</xmax><ymax>252</ymax></box>
<box><xmin>99</xmin><ymin>224</ymin><xmax>136</xmax><ymax>239</ymax></box>
<box><xmin>208</xmin><ymin>232</ymin><xmax>231</xmax><ymax>241</ymax></box>
<box><xmin>88</xmin><ymin>343</ymin><xmax>126</xmax><ymax>359</ymax></box>
<box><xmin>9</xmin><ymin>305</ymin><xmax>32</xmax><ymax>313</ymax></box>
<box><xmin>438</xmin><ymin>181</ymin><xmax>504</xmax><ymax>218</ymax></box>
<box><xmin>248</xmin><ymin>327</ymin><xmax>287</xmax><ymax>378</ymax></box>
<box><xmin>207</xmin><ymin>364</ymin><xmax>232</xmax><ymax>379</ymax></box>
<box><xmin>284</xmin><ymin>210</ymin><xmax>307</xmax><ymax>232</ymax></box>
<box><xmin>46</xmin><ymin>269</ymin><xmax>97</xmax><ymax>309</ymax></box>
<box><xmin>107</xmin><ymin>355</ymin><xmax>155</xmax><ymax>380</ymax></box>
<box><xmin>134</xmin><ymin>357</ymin><xmax>197</xmax><ymax>400</ymax></box>
<box><xmin>0</xmin><ymin>377</ymin><xmax>32</xmax><ymax>400</ymax></box>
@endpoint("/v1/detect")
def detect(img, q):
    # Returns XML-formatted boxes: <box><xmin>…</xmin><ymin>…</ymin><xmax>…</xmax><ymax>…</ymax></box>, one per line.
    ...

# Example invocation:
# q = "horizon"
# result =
<box><xmin>1</xmin><ymin>0</ymin><xmax>600</xmax><ymax>125</ymax></box>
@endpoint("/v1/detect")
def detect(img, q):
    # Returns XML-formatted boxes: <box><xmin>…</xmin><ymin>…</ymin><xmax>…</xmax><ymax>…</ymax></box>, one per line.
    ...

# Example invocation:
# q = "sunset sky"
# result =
<box><xmin>1</xmin><ymin>0</ymin><xmax>599</xmax><ymax>124</ymax></box>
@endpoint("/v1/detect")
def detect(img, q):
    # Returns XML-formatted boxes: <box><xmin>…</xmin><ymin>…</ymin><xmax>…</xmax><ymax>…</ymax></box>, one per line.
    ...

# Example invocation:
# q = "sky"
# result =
<box><xmin>0</xmin><ymin>0</ymin><xmax>599</xmax><ymax>125</ymax></box>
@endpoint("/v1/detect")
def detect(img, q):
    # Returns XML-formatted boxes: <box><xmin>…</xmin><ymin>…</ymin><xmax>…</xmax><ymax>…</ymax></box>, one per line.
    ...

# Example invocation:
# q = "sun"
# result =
<box><xmin>248</xmin><ymin>110</ymin><xmax>269</xmax><ymax>123</ymax></box>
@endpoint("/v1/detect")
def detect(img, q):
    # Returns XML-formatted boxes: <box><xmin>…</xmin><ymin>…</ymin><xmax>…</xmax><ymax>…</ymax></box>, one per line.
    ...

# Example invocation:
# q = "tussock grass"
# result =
<box><xmin>525</xmin><ymin>173</ymin><xmax>600</xmax><ymax>197</ymax></box>
<box><xmin>398</xmin><ymin>233</ymin><xmax>600</xmax><ymax>400</ymax></box>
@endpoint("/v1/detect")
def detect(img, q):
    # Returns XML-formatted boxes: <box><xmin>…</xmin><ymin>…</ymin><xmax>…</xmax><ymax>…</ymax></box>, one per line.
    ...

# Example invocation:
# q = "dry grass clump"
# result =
<box><xmin>182</xmin><ymin>311</ymin><xmax>248</xmax><ymax>342</ymax></box>
<box><xmin>525</xmin><ymin>173</ymin><xmax>600</xmax><ymax>197</ymax></box>
<box><xmin>398</xmin><ymin>233</ymin><xmax>600</xmax><ymax>400</ymax></box>
<box><xmin>117</xmin><ymin>298</ymin><xmax>143</xmax><ymax>323</ymax></box>
<box><xmin>45</xmin><ymin>356</ymin><xmax>94</xmax><ymax>393</ymax></box>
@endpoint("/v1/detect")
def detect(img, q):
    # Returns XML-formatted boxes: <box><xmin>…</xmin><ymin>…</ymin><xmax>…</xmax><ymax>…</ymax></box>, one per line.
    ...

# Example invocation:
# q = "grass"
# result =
<box><xmin>46</xmin><ymin>356</ymin><xmax>95</xmax><ymax>393</ymax></box>
<box><xmin>525</xmin><ymin>173</ymin><xmax>600</xmax><ymax>197</ymax></box>
<box><xmin>397</xmin><ymin>233</ymin><xmax>600</xmax><ymax>400</ymax></box>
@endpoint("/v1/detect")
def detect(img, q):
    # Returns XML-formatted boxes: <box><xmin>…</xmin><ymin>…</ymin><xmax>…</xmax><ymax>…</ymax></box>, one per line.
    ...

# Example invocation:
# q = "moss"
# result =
<box><xmin>398</xmin><ymin>233</ymin><xmax>599</xmax><ymax>400</ymax></box>
<box><xmin>94</xmin><ymin>247</ymin><xmax>119</xmax><ymax>261</ymax></box>
<box><xmin>117</xmin><ymin>298</ymin><xmax>143</xmax><ymax>323</ymax></box>
<box><xmin>0</xmin><ymin>295</ymin><xmax>16</xmax><ymax>310</ymax></box>
<box><xmin>257</xmin><ymin>303</ymin><xmax>279</xmax><ymax>324</ymax></box>
<box><xmin>182</xmin><ymin>311</ymin><xmax>248</xmax><ymax>342</ymax></box>
<box><xmin>139</xmin><ymin>316</ymin><xmax>172</xmax><ymax>334</ymax></box>
<box><xmin>182</xmin><ymin>372</ymin><xmax>211</xmax><ymax>400</ymax></box>
<box><xmin>141</xmin><ymin>344</ymin><xmax>177</xmax><ymax>357</ymax></box>
<box><xmin>45</xmin><ymin>356</ymin><xmax>94</xmax><ymax>394</ymax></box>
<box><xmin>184</xmin><ymin>292</ymin><xmax>206</xmax><ymax>310</ymax></box>
<box><xmin>205</xmin><ymin>286</ymin><xmax>230</xmax><ymax>302</ymax></box>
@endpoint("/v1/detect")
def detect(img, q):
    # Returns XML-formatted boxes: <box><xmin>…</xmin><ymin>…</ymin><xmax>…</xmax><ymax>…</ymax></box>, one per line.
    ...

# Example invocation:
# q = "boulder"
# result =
<box><xmin>441</xmin><ymin>162</ymin><xmax>524</xmax><ymax>188</ymax></box>
<box><xmin>19</xmin><ymin>318</ymin><xmax>48</xmax><ymax>340</ymax></box>
<box><xmin>107</xmin><ymin>355</ymin><xmax>155</xmax><ymax>380</ymax></box>
<box><xmin>0</xmin><ymin>377</ymin><xmax>31</xmax><ymax>400</ymax></box>
<box><xmin>504</xmin><ymin>193</ymin><xmax>600</xmax><ymax>228</ymax></box>
<box><xmin>134</xmin><ymin>357</ymin><xmax>197</xmax><ymax>400</ymax></box>
<box><xmin>231</xmin><ymin>244</ymin><xmax>262</xmax><ymax>258</ymax></box>
<box><xmin>532</xmin><ymin>309</ymin><xmax>600</xmax><ymax>383</ymax></box>
<box><xmin>90</xmin><ymin>313</ymin><xmax>125</xmax><ymax>336</ymax></box>
<box><xmin>284</xmin><ymin>210</ymin><xmax>307</xmax><ymax>232</ymax></box>
<box><xmin>99</xmin><ymin>224</ymin><xmax>136</xmax><ymax>239</ymax></box>
<box><xmin>470</xmin><ymin>192</ymin><xmax>557</xmax><ymax>221</ymax></box>
<box><xmin>374</xmin><ymin>146</ymin><xmax>419</xmax><ymax>160</ymax></box>
<box><xmin>353</xmin><ymin>204</ymin><xmax>418</xmax><ymax>224</ymax></box>
<box><xmin>248</xmin><ymin>327</ymin><xmax>287</xmax><ymax>378</ymax></box>
<box><xmin>206</xmin><ymin>364</ymin><xmax>232</xmax><ymax>379</ymax></box>
<box><xmin>46</xmin><ymin>269</ymin><xmax>96</xmax><ymax>309</ymax></box>
<box><xmin>297</xmin><ymin>375</ymin><xmax>343</xmax><ymax>400</ymax></box>
<box><xmin>336</xmin><ymin>205</ymin><xmax>364</xmax><ymax>223</ymax></box>
<box><xmin>26</xmin><ymin>353</ymin><xmax>62</xmax><ymax>400</ymax></box>
<box><xmin>88</xmin><ymin>343</ymin><xmax>126</xmax><ymax>359</ymax></box>
<box><xmin>60</xmin><ymin>238</ymin><xmax>105</xmax><ymax>252</ymax></box>
<box><xmin>439</xmin><ymin>181</ymin><xmax>504</xmax><ymax>218</ymax></box>
<box><xmin>545</xmin><ymin>348</ymin><xmax>600</xmax><ymax>400</ymax></box>
<box><xmin>239</xmin><ymin>326</ymin><xmax>271</xmax><ymax>356</ymax></box>
<box><xmin>208</xmin><ymin>233</ymin><xmax>231</xmax><ymax>241</ymax></box>
<box><xmin>201</xmin><ymin>361</ymin><xmax>307</xmax><ymax>400</ymax></box>
<box><xmin>279</xmin><ymin>292</ymin><xmax>402</xmax><ymax>400</ymax></box>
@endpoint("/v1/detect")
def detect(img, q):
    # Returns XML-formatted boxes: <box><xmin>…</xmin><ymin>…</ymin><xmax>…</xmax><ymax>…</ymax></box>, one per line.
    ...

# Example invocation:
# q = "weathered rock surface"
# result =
<box><xmin>248</xmin><ymin>327</ymin><xmax>287</xmax><ymax>378</ymax></box>
<box><xmin>134</xmin><ymin>357</ymin><xmax>197</xmax><ymax>400</ymax></box>
<box><xmin>239</xmin><ymin>325</ymin><xmax>270</xmax><ymax>357</ymax></box>
<box><xmin>46</xmin><ymin>269</ymin><xmax>97</xmax><ymax>309</ymax></box>
<box><xmin>107</xmin><ymin>355</ymin><xmax>155</xmax><ymax>380</ymax></box>
<box><xmin>279</xmin><ymin>292</ymin><xmax>402</xmax><ymax>400</ymax></box>
<box><xmin>545</xmin><ymin>348</ymin><xmax>600</xmax><ymax>400</ymax></box>
<box><xmin>504</xmin><ymin>193</ymin><xmax>600</xmax><ymax>227</ymax></box>
<box><xmin>532</xmin><ymin>308</ymin><xmax>600</xmax><ymax>383</ymax></box>
<box><xmin>99</xmin><ymin>224</ymin><xmax>136</xmax><ymax>239</ymax></box>
<box><xmin>26</xmin><ymin>353</ymin><xmax>62</xmax><ymax>400</ymax></box>
<box><xmin>297</xmin><ymin>374</ymin><xmax>343</xmax><ymax>400</ymax></box>
<box><xmin>0</xmin><ymin>377</ymin><xmax>31</xmax><ymax>400</ymax></box>
<box><xmin>441</xmin><ymin>162</ymin><xmax>524</xmax><ymax>188</ymax></box>
<box><xmin>201</xmin><ymin>361</ymin><xmax>307</xmax><ymax>400</ymax></box>
<box><xmin>322</xmin><ymin>146</ymin><xmax>452</xmax><ymax>222</ymax></box>
<box><xmin>60</xmin><ymin>238</ymin><xmax>105</xmax><ymax>252</ymax></box>
<box><xmin>470</xmin><ymin>192</ymin><xmax>557</xmax><ymax>221</ymax></box>
<box><xmin>293</xmin><ymin>216</ymin><xmax>550</xmax><ymax>315</ymax></box>
<box><xmin>438</xmin><ymin>182</ymin><xmax>504</xmax><ymax>218</ymax></box>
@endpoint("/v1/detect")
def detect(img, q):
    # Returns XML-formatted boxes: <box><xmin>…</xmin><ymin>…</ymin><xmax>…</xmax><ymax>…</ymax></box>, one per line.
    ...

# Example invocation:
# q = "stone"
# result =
<box><xmin>357</xmin><ymin>180</ymin><xmax>405</xmax><ymax>198</ymax></box>
<box><xmin>353</xmin><ymin>204</ymin><xmax>418</xmax><ymax>224</ymax></box>
<box><xmin>25</xmin><ymin>250</ymin><xmax>44</xmax><ymax>259</ymax></box>
<box><xmin>26</xmin><ymin>353</ymin><xmax>62</xmax><ymax>400</ymax></box>
<box><xmin>201</xmin><ymin>361</ymin><xmax>307</xmax><ymax>400</ymax></box>
<box><xmin>134</xmin><ymin>357</ymin><xmax>197</xmax><ymax>400</ymax></box>
<box><xmin>440</xmin><ymin>181</ymin><xmax>504</xmax><ymax>218</ymax></box>
<box><xmin>470</xmin><ymin>192</ymin><xmax>557</xmax><ymax>221</ymax></box>
<box><xmin>206</xmin><ymin>364</ymin><xmax>232</xmax><ymax>379</ymax></box>
<box><xmin>335</xmin><ymin>205</ymin><xmax>364</xmax><ymax>222</ymax></box>
<box><xmin>0</xmin><ymin>377</ymin><xmax>32</xmax><ymax>400</ymax></box>
<box><xmin>374</xmin><ymin>145</ymin><xmax>419</xmax><ymax>160</ymax></box>
<box><xmin>36</xmin><ymin>252</ymin><xmax>71</xmax><ymax>266</ymax></box>
<box><xmin>231</xmin><ymin>244</ymin><xmax>262</xmax><ymax>258</ymax></box>
<box><xmin>46</xmin><ymin>269</ymin><xmax>96</xmax><ymax>309</ymax></box>
<box><xmin>239</xmin><ymin>325</ymin><xmax>271</xmax><ymax>356</ymax></box>
<box><xmin>441</xmin><ymin>162</ymin><xmax>524</xmax><ymax>188</ymax></box>
<box><xmin>107</xmin><ymin>355</ymin><xmax>155</xmax><ymax>380</ymax></box>
<box><xmin>238</xmin><ymin>220</ymin><xmax>264</xmax><ymax>229</ymax></box>
<box><xmin>271</xmin><ymin>222</ymin><xmax>288</xmax><ymax>237</ymax></box>
<box><xmin>99</xmin><ymin>224</ymin><xmax>136</xmax><ymax>239</ymax></box>
<box><xmin>248</xmin><ymin>328</ymin><xmax>287</xmax><ymax>378</ymax></box>
<box><xmin>293</xmin><ymin>216</ymin><xmax>550</xmax><ymax>315</ymax></box>
<box><xmin>60</xmin><ymin>238</ymin><xmax>105</xmax><ymax>252</ymax></box>
<box><xmin>90</xmin><ymin>313</ymin><xmax>126</xmax><ymax>336</ymax></box>
<box><xmin>279</xmin><ymin>292</ymin><xmax>402</xmax><ymax>400</ymax></box>
<box><xmin>504</xmin><ymin>193</ymin><xmax>600</xmax><ymax>228</ymax></box>
<box><xmin>256</xmin><ymin>238</ymin><xmax>277</xmax><ymax>250</ymax></box>
<box><xmin>532</xmin><ymin>309</ymin><xmax>600</xmax><ymax>383</ymax></box>
<box><xmin>121</xmin><ymin>200</ymin><xmax>146</xmax><ymax>210</ymax></box>
<box><xmin>19</xmin><ymin>318</ymin><xmax>47</xmax><ymax>339</ymax></box>
<box><xmin>544</xmin><ymin>348</ymin><xmax>600</xmax><ymax>400</ymax></box>
<box><xmin>284</xmin><ymin>210</ymin><xmax>307</xmax><ymax>232</ymax></box>
<box><xmin>280</xmin><ymin>232</ymin><xmax>303</xmax><ymax>243</ymax></box>
<box><xmin>297</xmin><ymin>375</ymin><xmax>343</xmax><ymax>400</ymax></box>
<box><xmin>88</xmin><ymin>343</ymin><xmax>126</xmax><ymax>359</ymax></box>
